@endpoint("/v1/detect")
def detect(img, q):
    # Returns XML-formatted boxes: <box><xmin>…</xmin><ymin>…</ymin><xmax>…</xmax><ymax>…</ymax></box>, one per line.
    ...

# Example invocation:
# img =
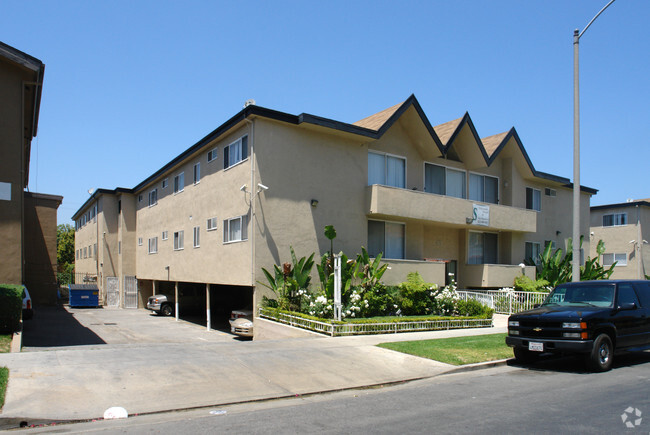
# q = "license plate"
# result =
<box><xmin>529</xmin><ymin>342</ymin><xmax>544</xmax><ymax>352</ymax></box>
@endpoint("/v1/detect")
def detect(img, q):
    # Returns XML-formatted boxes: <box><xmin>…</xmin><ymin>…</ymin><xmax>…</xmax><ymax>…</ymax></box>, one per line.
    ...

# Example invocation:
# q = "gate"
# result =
<box><xmin>124</xmin><ymin>276</ymin><xmax>138</xmax><ymax>309</ymax></box>
<box><xmin>106</xmin><ymin>277</ymin><xmax>119</xmax><ymax>307</ymax></box>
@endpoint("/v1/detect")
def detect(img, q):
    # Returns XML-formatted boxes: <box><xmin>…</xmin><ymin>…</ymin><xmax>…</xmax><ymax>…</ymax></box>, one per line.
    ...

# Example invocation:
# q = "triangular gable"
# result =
<box><xmin>353</xmin><ymin>102</ymin><xmax>403</xmax><ymax>130</ymax></box>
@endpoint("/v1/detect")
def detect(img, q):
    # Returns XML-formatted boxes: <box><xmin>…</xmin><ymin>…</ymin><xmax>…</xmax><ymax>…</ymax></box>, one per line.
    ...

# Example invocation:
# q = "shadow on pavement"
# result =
<box><xmin>507</xmin><ymin>350</ymin><xmax>650</xmax><ymax>374</ymax></box>
<box><xmin>22</xmin><ymin>304</ymin><xmax>106</xmax><ymax>348</ymax></box>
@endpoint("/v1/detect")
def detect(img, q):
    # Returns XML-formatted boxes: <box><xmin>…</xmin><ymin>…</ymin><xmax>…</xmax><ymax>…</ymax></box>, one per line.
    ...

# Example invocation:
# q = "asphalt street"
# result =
<box><xmin>18</xmin><ymin>351</ymin><xmax>650</xmax><ymax>434</ymax></box>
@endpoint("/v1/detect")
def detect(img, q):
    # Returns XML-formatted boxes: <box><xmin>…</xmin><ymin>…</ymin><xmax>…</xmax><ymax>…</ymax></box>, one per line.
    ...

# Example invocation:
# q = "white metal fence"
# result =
<box><xmin>457</xmin><ymin>290</ymin><xmax>548</xmax><ymax>315</ymax></box>
<box><xmin>258</xmin><ymin>308</ymin><xmax>492</xmax><ymax>337</ymax></box>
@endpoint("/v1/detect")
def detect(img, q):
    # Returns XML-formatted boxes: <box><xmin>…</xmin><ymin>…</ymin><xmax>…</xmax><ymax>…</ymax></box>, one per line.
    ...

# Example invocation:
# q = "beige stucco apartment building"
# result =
<box><xmin>73</xmin><ymin>95</ymin><xmax>596</xmax><ymax>321</ymax></box>
<box><xmin>0</xmin><ymin>41</ymin><xmax>62</xmax><ymax>304</ymax></box>
<box><xmin>590</xmin><ymin>200</ymin><xmax>650</xmax><ymax>280</ymax></box>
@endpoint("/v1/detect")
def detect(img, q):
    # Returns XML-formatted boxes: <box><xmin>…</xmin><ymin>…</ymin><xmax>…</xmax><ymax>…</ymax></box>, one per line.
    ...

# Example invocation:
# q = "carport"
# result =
<box><xmin>141</xmin><ymin>280</ymin><xmax>252</xmax><ymax>332</ymax></box>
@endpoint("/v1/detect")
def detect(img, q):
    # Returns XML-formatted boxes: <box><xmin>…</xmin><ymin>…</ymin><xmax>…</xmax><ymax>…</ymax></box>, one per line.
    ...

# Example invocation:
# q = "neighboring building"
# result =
<box><xmin>0</xmin><ymin>41</ymin><xmax>62</xmax><ymax>304</ymax></box>
<box><xmin>590</xmin><ymin>200</ymin><xmax>650</xmax><ymax>280</ymax></box>
<box><xmin>72</xmin><ymin>95</ymin><xmax>596</xmax><ymax>324</ymax></box>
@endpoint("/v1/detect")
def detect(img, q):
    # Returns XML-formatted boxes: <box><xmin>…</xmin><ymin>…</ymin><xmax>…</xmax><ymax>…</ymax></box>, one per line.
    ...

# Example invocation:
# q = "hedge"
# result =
<box><xmin>0</xmin><ymin>284</ymin><xmax>23</xmax><ymax>333</ymax></box>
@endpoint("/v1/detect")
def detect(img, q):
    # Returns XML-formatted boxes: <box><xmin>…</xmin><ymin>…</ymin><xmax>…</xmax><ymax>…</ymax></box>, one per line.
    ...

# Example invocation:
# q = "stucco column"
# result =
<box><xmin>206</xmin><ymin>283</ymin><xmax>211</xmax><ymax>331</ymax></box>
<box><xmin>175</xmin><ymin>281</ymin><xmax>179</xmax><ymax>322</ymax></box>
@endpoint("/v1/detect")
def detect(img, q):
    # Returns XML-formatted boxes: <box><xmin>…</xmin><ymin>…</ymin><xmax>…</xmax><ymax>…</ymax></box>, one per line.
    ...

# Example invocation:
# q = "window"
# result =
<box><xmin>162</xmin><ymin>231</ymin><xmax>168</xmax><ymax>240</ymax></box>
<box><xmin>224</xmin><ymin>135</ymin><xmax>248</xmax><ymax>169</ymax></box>
<box><xmin>148</xmin><ymin>189</ymin><xmax>158</xmax><ymax>207</ymax></box>
<box><xmin>424</xmin><ymin>163</ymin><xmax>466</xmax><ymax>199</ymax></box>
<box><xmin>93</xmin><ymin>244</ymin><xmax>97</xmax><ymax>258</ymax></box>
<box><xmin>138</xmin><ymin>194</ymin><xmax>143</xmax><ymax>203</ymax></box>
<box><xmin>193</xmin><ymin>226</ymin><xmax>200</xmax><ymax>248</ymax></box>
<box><xmin>207</xmin><ymin>217</ymin><xmax>218</xmax><ymax>231</ymax></box>
<box><xmin>603</xmin><ymin>213</ymin><xmax>627</xmax><ymax>227</ymax></box>
<box><xmin>368</xmin><ymin>220</ymin><xmax>405</xmax><ymax>259</ymax></box>
<box><xmin>468</xmin><ymin>232</ymin><xmax>498</xmax><ymax>265</ymax></box>
<box><xmin>525</xmin><ymin>242</ymin><xmax>542</xmax><ymax>264</ymax></box>
<box><xmin>138</xmin><ymin>237</ymin><xmax>143</xmax><ymax>246</ymax></box>
<box><xmin>83</xmin><ymin>247</ymin><xmax>87</xmax><ymax>258</ymax></box>
<box><xmin>88</xmin><ymin>245</ymin><xmax>92</xmax><ymax>258</ymax></box>
<box><xmin>207</xmin><ymin>148</ymin><xmax>218</xmax><ymax>162</ymax></box>
<box><xmin>148</xmin><ymin>237</ymin><xmax>158</xmax><ymax>254</ymax></box>
<box><xmin>162</xmin><ymin>178</ymin><xmax>168</xmax><ymax>189</ymax></box>
<box><xmin>118</xmin><ymin>200</ymin><xmax>121</xmax><ymax>213</ymax></box>
<box><xmin>368</xmin><ymin>151</ymin><xmax>406</xmax><ymax>189</ymax></box>
<box><xmin>223</xmin><ymin>215</ymin><xmax>249</xmax><ymax>243</ymax></box>
<box><xmin>544</xmin><ymin>240</ymin><xmax>556</xmax><ymax>250</ymax></box>
<box><xmin>617</xmin><ymin>284</ymin><xmax>640</xmax><ymax>307</ymax></box>
<box><xmin>174</xmin><ymin>173</ymin><xmax>185</xmax><ymax>194</ymax></box>
<box><xmin>545</xmin><ymin>188</ymin><xmax>556</xmax><ymax>197</ymax></box>
<box><xmin>526</xmin><ymin>187</ymin><xmax>541</xmax><ymax>211</ymax></box>
<box><xmin>469</xmin><ymin>173</ymin><xmax>498</xmax><ymax>204</ymax></box>
<box><xmin>173</xmin><ymin>231</ymin><xmax>184</xmax><ymax>250</ymax></box>
<box><xmin>118</xmin><ymin>241</ymin><xmax>121</xmax><ymax>255</ymax></box>
<box><xmin>193</xmin><ymin>162</ymin><xmax>200</xmax><ymax>184</ymax></box>
<box><xmin>603</xmin><ymin>253</ymin><xmax>627</xmax><ymax>267</ymax></box>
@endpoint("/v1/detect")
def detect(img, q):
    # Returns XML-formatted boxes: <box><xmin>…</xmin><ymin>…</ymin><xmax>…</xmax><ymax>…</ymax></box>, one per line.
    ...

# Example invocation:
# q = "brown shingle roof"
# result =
<box><xmin>353</xmin><ymin>101</ymin><xmax>404</xmax><ymax>131</ymax></box>
<box><xmin>433</xmin><ymin>117</ymin><xmax>463</xmax><ymax>146</ymax></box>
<box><xmin>481</xmin><ymin>132</ymin><xmax>508</xmax><ymax>157</ymax></box>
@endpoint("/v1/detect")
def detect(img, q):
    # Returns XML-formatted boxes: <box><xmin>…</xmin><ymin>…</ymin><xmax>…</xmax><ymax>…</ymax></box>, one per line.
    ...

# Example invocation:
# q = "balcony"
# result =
<box><xmin>381</xmin><ymin>259</ymin><xmax>446</xmax><ymax>286</ymax></box>
<box><xmin>460</xmin><ymin>264</ymin><xmax>536</xmax><ymax>289</ymax></box>
<box><xmin>366</xmin><ymin>185</ymin><xmax>536</xmax><ymax>233</ymax></box>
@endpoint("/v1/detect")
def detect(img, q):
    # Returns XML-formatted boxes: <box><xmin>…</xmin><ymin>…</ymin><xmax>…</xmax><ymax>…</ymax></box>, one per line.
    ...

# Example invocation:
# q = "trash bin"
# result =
<box><xmin>68</xmin><ymin>284</ymin><xmax>100</xmax><ymax>308</ymax></box>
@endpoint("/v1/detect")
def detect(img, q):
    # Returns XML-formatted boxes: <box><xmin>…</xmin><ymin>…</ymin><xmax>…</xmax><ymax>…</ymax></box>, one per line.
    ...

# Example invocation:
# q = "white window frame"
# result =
<box><xmin>368</xmin><ymin>150</ymin><xmax>407</xmax><ymax>189</ymax></box>
<box><xmin>224</xmin><ymin>135</ymin><xmax>249</xmax><ymax>170</ymax></box>
<box><xmin>138</xmin><ymin>237</ymin><xmax>143</xmax><ymax>246</ymax></box>
<box><xmin>207</xmin><ymin>148</ymin><xmax>218</xmax><ymax>163</ymax></box>
<box><xmin>148</xmin><ymin>188</ymin><xmax>158</xmax><ymax>207</ymax></box>
<box><xmin>193</xmin><ymin>226</ymin><xmax>200</xmax><ymax>248</ymax></box>
<box><xmin>162</xmin><ymin>231</ymin><xmax>168</xmax><ymax>241</ymax></box>
<box><xmin>469</xmin><ymin>171</ymin><xmax>499</xmax><ymax>204</ymax></box>
<box><xmin>223</xmin><ymin>215</ymin><xmax>249</xmax><ymax>243</ymax></box>
<box><xmin>193</xmin><ymin>162</ymin><xmax>200</xmax><ymax>185</ymax></box>
<box><xmin>207</xmin><ymin>217</ymin><xmax>218</xmax><ymax>231</ymax></box>
<box><xmin>173</xmin><ymin>230</ymin><xmax>184</xmax><ymax>251</ymax></box>
<box><xmin>148</xmin><ymin>237</ymin><xmax>158</xmax><ymax>254</ymax></box>
<box><xmin>544</xmin><ymin>187</ymin><xmax>556</xmax><ymax>197</ymax></box>
<box><xmin>367</xmin><ymin>219</ymin><xmax>406</xmax><ymax>260</ymax></box>
<box><xmin>526</xmin><ymin>187</ymin><xmax>541</xmax><ymax>212</ymax></box>
<box><xmin>173</xmin><ymin>172</ymin><xmax>185</xmax><ymax>194</ymax></box>
<box><xmin>138</xmin><ymin>194</ymin><xmax>143</xmax><ymax>203</ymax></box>
<box><xmin>162</xmin><ymin>178</ymin><xmax>168</xmax><ymax>189</ymax></box>
<box><xmin>423</xmin><ymin>161</ymin><xmax>467</xmax><ymax>199</ymax></box>
<box><xmin>603</xmin><ymin>253</ymin><xmax>627</xmax><ymax>266</ymax></box>
<box><xmin>602</xmin><ymin>212</ymin><xmax>627</xmax><ymax>227</ymax></box>
<box><xmin>544</xmin><ymin>240</ymin><xmax>556</xmax><ymax>250</ymax></box>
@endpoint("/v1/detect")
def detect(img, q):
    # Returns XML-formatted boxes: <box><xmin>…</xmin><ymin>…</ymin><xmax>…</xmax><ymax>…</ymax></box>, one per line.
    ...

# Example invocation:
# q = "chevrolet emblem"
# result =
<box><xmin>533</xmin><ymin>327</ymin><xmax>542</xmax><ymax>332</ymax></box>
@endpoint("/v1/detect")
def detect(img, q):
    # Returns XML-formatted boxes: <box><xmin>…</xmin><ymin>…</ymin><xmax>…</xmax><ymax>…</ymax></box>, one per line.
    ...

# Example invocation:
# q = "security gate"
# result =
<box><xmin>106</xmin><ymin>277</ymin><xmax>119</xmax><ymax>307</ymax></box>
<box><xmin>124</xmin><ymin>276</ymin><xmax>138</xmax><ymax>309</ymax></box>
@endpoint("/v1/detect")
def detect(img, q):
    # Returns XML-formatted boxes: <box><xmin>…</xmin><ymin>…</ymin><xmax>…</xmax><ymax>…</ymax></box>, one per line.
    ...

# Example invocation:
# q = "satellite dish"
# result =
<box><xmin>244</xmin><ymin>99</ymin><xmax>256</xmax><ymax>108</ymax></box>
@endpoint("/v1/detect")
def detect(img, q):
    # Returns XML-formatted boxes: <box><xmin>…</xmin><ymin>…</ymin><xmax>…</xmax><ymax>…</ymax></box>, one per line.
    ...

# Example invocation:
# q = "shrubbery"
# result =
<box><xmin>0</xmin><ymin>284</ymin><xmax>23</xmax><ymax>333</ymax></box>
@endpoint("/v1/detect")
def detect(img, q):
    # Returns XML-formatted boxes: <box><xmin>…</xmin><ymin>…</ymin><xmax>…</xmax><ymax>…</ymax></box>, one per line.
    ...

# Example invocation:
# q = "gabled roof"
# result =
<box><xmin>591</xmin><ymin>199</ymin><xmax>650</xmax><ymax>211</ymax></box>
<box><xmin>433</xmin><ymin>116</ymin><xmax>463</xmax><ymax>146</ymax></box>
<box><xmin>353</xmin><ymin>102</ymin><xmax>403</xmax><ymax>130</ymax></box>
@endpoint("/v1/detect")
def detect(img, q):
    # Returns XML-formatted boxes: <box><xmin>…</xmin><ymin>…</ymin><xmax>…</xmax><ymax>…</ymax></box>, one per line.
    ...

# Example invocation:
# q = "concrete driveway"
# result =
<box><xmin>21</xmin><ymin>305</ymin><xmax>240</xmax><ymax>351</ymax></box>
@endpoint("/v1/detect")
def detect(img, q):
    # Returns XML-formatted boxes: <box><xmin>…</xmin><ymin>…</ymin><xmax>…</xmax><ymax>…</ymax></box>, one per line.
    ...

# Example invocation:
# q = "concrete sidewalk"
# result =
<box><xmin>0</xmin><ymin>316</ymin><xmax>507</xmax><ymax>425</ymax></box>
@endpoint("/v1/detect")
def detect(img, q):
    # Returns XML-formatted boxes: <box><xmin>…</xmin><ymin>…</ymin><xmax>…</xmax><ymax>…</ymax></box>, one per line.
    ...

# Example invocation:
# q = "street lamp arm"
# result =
<box><xmin>578</xmin><ymin>0</ymin><xmax>616</xmax><ymax>39</ymax></box>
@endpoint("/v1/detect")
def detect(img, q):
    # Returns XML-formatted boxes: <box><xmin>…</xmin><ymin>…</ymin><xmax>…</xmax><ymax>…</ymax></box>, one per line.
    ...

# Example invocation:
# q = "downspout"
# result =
<box><xmin>637</xmin><ymin>205</ymin><xmax>642</xmax><ymax>279</ymax></box>
<box><xmin>20</xmin><ymin>82</ymin><xmax>26</xmax><ymax>284</ymax></box>
<box><xmin>245</xmin><ymin>117</ymin><xmax>256</xmax><ymax>309</ymax></box>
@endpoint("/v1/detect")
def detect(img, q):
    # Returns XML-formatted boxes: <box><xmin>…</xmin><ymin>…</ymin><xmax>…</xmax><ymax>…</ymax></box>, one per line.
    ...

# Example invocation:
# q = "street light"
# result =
<box><xmin>572</xmin><ymin>0</ymin><xmax>616</xmax><ymax>282</ymax></box>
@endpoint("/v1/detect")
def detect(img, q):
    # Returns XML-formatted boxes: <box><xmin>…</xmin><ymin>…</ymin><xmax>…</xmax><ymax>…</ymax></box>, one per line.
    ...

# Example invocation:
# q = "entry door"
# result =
<box><xmin>106</xmin><ymin>277</ymin><xmax>119</xmax><ymax>307</ymax></box>
<box><xmin>124</xmin><ymin>276</ymin><xmax>138</xmax><ymax>309</ymax></box>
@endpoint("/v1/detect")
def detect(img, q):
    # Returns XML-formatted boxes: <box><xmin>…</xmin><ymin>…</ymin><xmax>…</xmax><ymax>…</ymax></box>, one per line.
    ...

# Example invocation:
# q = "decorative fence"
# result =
<box><xmin>58</xmin><ymin>272</ymin><xmax>98</xmax><ymax>286</ymax></box>
<box><xmin>457</xmin><ymin>290</ymin><xmax>548</xmax><ymax>315</ymax></box>
<box><xmin>259</xmin><ymin>308</ymin><xmax>493</xmax><ymax>337</ymax></box>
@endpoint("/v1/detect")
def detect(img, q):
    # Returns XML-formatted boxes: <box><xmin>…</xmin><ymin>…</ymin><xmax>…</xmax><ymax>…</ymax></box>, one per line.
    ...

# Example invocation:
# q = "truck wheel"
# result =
<box><xmin>513</xmin><ymin>347</ymin><xmax>539</xmax><ymax>364</ymax></box>
<box><xmin>161</xmin><ymin>304</ymin><xmax>173</xmax><ymax>316</ymax></box>
<box><xmin>586</xmin><ymin>333</ymin><xmax>613</xmax><ymax>372</ymax></box>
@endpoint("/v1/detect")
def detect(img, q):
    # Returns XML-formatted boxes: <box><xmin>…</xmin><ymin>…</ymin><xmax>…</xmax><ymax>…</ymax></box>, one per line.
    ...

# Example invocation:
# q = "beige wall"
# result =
<box><xmin>0</xmin><ymin>58</ymin><xmax>27</xmax><ymax>284</ymax></box>
<box><xmin>590</xmin><ymin>204</ymin><xmax>650</xmax><ymax>279</ymax></box>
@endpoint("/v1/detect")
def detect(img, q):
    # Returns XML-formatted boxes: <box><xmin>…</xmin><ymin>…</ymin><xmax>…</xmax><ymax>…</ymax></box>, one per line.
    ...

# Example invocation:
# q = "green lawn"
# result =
<box><xmin>0</xmin><ymin>335</ymin><xmax>11</xmax><ymax>410</ymax></box>
<box><xmin>0</xmin><ymin>334</ymin><xmax>11</xmax><ymax>353</ymax></box>
<box><xmin>378</xmin><ymin>333</ymin><xmax>512</xmax><ymax>365</ymax></box>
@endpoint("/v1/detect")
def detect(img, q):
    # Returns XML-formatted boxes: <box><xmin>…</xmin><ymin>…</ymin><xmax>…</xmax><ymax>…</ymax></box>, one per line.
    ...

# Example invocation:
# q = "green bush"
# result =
<box><xmin>513</xmin><ymin>275</ymin><xmax>550</xmax><ymax>293</ymax></box>
<box><xmin>397</xmin><ymin>272</ymin><xmax>438</xmax><ymax>316</ymax></box>
<box><xmin>456</xmin><ymin>299</ymin><xmax>494</xmax><ymax>318</ymax></box>
<box><xmin>0</xmin><ymin>285</ymin><xmax>23</xmax><ymax>333</ymax></box>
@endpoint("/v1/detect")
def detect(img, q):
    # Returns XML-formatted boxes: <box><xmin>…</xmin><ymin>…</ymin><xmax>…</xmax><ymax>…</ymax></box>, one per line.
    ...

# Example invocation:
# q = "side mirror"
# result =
<box><xmin>617</xmin><ymin>302</ymin><xmax>637</xmax><ymax>311</ymax></box>
<box><xmin>533</xmin><ymin>304</ymin><xmax>540</xmax><ymax>308</ymax></box>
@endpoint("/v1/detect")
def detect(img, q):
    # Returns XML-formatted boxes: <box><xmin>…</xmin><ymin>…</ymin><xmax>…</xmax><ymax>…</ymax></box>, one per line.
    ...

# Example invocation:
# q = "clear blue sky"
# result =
<box><xmin>2</xmin><ymin>1</ymin><xmax>648</xmax><ymax>224</ymax></box>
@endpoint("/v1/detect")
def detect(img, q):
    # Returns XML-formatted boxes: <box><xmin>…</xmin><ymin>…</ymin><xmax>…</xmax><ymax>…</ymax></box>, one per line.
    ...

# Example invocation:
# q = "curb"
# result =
<box><xmin>439</xmin><ymin>358</ymin><xmax>510</xmax><ymax>376</ymax></box>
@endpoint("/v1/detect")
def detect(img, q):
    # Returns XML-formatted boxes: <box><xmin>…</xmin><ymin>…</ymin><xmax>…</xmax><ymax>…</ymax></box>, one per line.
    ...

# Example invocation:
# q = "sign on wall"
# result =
<box><xmin>0</xmin><ymin>182</ymin><xmax>11</xmax><ymax>201</ymax></box>
<box><xmin>472</xmin><ymin>204</ymin><xmax>490</xmax><ymax>226</ymax></box>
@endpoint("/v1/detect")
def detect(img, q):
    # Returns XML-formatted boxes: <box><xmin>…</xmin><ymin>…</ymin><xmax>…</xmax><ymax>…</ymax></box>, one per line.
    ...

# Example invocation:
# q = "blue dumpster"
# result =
<box><xmin>69</xmin><ymin>284</ymin><xmax>100</xmax><ymax>308</ymax></box>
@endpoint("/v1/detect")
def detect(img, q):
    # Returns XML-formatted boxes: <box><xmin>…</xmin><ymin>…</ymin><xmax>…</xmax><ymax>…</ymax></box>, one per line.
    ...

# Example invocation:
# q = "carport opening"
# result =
<box><xmin>153</xmin><ymin>281</ymin><xmax>252</xmax><ymax>332</ymax></box>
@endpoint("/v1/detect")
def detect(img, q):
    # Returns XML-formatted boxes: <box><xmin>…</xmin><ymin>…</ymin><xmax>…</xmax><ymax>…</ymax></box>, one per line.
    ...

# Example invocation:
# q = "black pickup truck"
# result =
<box><xmin>506</xmin><ymin>280</ymin><xmax>650</xmax><ymax>371</ymax></box>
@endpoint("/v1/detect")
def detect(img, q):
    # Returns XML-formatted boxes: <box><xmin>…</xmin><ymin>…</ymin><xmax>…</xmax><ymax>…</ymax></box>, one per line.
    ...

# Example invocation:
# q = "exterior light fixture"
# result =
<box><xmin>311</xmin><ymin>199</ymin><xmax>319</xmax><ymax>207</ymax></box>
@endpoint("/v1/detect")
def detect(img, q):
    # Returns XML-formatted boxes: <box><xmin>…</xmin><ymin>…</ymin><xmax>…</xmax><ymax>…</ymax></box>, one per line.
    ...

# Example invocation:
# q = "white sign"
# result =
<box><xmin>472</xmin><ymin>204</ymin><xmax>490</xmax><ymax>226</ymax></box>
<box><xmin>0</xmin><ymin>182</ymin><xmax>10</xmax><ymax>201</ymax></box>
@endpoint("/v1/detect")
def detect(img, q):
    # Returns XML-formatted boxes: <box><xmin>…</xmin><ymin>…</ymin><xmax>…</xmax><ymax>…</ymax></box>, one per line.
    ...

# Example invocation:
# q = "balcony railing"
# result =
<box><xmin>366</xmin><ymin>184</ymin><xmax>536</xmax><ymax>232</ymax></box>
